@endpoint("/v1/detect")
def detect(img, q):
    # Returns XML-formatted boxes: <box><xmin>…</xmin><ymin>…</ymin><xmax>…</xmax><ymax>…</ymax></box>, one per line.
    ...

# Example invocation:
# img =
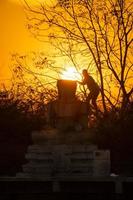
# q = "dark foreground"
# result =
<box><xmin>0</xmin><ymin>193</ymin><xmax>124</xmax><ymax>200</ymax></box>
<box><xmin>0</xmin><ymin>177</ymin><xmax>133</xmax><ymax>200</ymax></box>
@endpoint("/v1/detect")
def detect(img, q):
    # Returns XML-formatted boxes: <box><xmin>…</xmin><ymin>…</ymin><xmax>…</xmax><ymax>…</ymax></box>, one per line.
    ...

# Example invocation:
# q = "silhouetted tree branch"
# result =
<box><xmin>23</xmin><ymin>0</ymin><xmax>133</xmax><ymax>114</ymax></box>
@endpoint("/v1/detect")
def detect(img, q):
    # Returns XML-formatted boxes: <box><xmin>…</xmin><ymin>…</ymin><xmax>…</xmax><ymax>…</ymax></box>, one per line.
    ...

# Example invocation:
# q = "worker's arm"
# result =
<box><xmin>77</xmin><ymin>79</ymin><xmax>85</xmax><ymax>85</ymax></box>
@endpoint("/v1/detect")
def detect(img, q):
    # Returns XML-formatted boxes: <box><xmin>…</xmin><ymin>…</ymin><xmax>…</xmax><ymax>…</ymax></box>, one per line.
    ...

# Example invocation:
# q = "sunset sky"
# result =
<box><xmin>0</xmin><ymin>0</ymin><xmax>50</xmax><ymax>87</ymax></box>
<box><xmin>0</xmin><ymin>0</ymin><xmax>81</xmax><ymax>88</ymax></box>
<box><xmin>1</xmin><ymin>0</ymin><xmax>132</xmax><ymax>95</ymax></box>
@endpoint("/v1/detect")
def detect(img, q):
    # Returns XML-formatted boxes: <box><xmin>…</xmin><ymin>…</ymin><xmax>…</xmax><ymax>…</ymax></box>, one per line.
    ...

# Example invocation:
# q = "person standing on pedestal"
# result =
<box><xmin>78</xmin><ymin>69</ymin><xmax>100</xmax><ymax>111</ymax></box>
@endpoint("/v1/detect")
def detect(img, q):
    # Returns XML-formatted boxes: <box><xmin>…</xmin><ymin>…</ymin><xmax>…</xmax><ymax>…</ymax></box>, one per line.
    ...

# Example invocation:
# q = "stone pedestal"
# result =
<box><xmin>47</xmin><ymin>99</ymin><xmax>89</xmax><ymax>131</ymax></box>
<box><xmin>17</xmin><ymin>141</ymin><xmax>110</xmax><ymax>178</ymax></box>
<box><xmin>47</xmin><ymin>79</ymin><xmax>89</xmax><ymax>130</ymax></box>
<box><xmin>17</xmin><ymin>79</ymin><xmax>111</xmax><ymax>179</ymax></box>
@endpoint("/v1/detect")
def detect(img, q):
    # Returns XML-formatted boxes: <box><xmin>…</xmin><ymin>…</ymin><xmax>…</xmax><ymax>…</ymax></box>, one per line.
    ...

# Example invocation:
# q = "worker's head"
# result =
<box><xmin>82</xmin><ymin>69</ymin><xmax>88</xmax><ymax>77</ymax></box>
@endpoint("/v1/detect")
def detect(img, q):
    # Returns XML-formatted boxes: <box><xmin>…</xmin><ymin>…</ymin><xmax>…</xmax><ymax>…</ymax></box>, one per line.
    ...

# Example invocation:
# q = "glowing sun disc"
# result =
<box><xmin>60</xmin><ymin>67</ymin><xmax>81</xmax><ymax>81</ymax></box>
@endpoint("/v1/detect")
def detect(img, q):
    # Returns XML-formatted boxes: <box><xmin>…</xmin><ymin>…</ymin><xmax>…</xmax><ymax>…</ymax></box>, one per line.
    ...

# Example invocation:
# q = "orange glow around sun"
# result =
<box><xmin>60</xmin><ymin>67</ymin><xmax>81</xmax><ymax>81</ymax></box>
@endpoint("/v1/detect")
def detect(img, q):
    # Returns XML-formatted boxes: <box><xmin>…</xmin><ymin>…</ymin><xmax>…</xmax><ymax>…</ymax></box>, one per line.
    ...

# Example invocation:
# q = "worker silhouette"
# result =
<box><xmin>78</xmin><ymin>69</ymin><xmax>100</xmax><ymax>111</ymax></box>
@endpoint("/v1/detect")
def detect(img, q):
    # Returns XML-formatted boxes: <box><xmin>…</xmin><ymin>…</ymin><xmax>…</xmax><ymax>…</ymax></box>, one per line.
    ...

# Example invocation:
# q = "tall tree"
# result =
<box><xmin>24</xmin><ymin>0</ymin><xmax>133</xmax><ymax>112</ymax></box>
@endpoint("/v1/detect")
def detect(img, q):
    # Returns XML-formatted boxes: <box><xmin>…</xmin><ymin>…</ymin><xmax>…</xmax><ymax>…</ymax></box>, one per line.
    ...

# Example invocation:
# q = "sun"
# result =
<box><xmin>60</xmin><ymin>67</ymin><xmax>81</xmax><ymax>81</ymax></box>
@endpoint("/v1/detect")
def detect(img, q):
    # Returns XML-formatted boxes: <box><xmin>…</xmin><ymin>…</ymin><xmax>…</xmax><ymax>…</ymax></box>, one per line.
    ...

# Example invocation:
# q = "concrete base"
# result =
<box><xmin>17</xmin><ymin>143</ymin><xmax>110</xmax><ymax>179</ymax></box>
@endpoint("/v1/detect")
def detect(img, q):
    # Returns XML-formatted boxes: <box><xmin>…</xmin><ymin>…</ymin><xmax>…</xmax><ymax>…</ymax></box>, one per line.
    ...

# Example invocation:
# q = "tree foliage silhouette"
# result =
<box><xmin>23</xmin><ymin>0</ymin><xmax>133</xmax><ymax>114</ymax></box>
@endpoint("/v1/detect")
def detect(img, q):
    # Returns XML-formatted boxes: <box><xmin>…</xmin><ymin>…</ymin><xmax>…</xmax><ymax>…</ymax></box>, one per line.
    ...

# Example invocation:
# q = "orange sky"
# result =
<box><xmin>0</xmin><ymin>0</ymin><xmax>49</xmax><ymax>87</ymax></box>
<box><xmin>0</xmin><ymin>0</ymin><xmax>78</xmax><ymax>88</ymax></box>
<box><xmin>1</xmin><ymin>0</ymin><xmax>132</xmax><ymax>94</ymax></box>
